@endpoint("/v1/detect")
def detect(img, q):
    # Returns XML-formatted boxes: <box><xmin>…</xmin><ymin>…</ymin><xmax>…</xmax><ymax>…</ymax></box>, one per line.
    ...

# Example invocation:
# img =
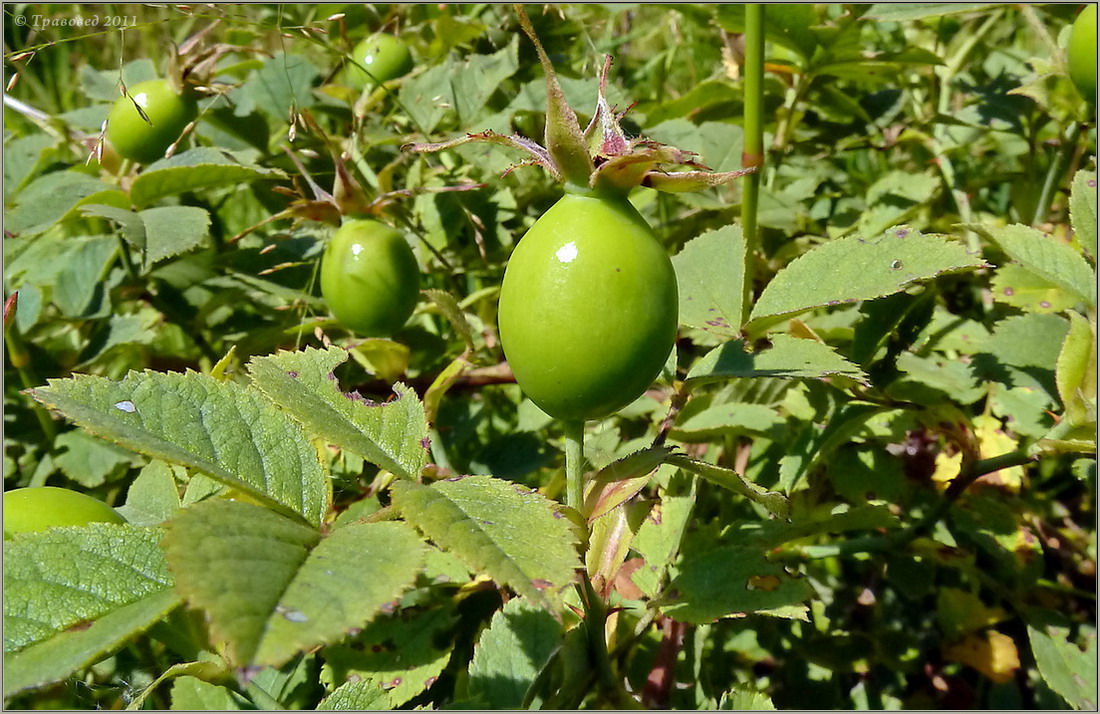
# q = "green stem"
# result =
<box><xmin>4</xmin><ymin>325</ymin><xmax>56</xmax><ymax>444</ymax></box>
<box><xmin>778</xmin><ymin>450</ymin><xmax>1037</xmax><ymax>561</ymax></box>
<box><xmin>564</xmin><ymin>419</ymin><xmax>585</xmax><ymax>514</ymax></box>
<box><xmin>582</xmin><ymin>573</ymin><xmax>644</xmax><ymax>709</ymax></box>
<box><xmin>1033</xmin><ymin>122</ymin><xmax>1084</xmax><ymax>227</ymax></box>
<box><xmin>741</xmin><ymin>4</ymin><xmax>765</xmax><ymax>320</ymax></box>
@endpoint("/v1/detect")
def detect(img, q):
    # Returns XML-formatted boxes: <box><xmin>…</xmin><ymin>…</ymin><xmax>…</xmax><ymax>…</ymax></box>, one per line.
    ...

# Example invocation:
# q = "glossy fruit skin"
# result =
<box><xmin>106</xmin><ymin>79</ymin><xmax>198</xmax><ymax>164</ymax></box>
<box><xmin>4</xmin><ymin>487</ymin><xmax>125</xmax><ymax>538</ymax></box>
<box><xmin>321</xmin><ymin>219</ymin><xmax>421</xmax><ymax>337</ymax></box>
<box><xmin>346</xmin><ymin>34</ymin><xmax>414</xmax><ymax>86</ymax></box>
<box><xmin>1068</xmin><ymin>5</ymin><xmax>1097</xmax><ymax>105</ymax></box>
<box><xmin>497</xmin><ymin>192</ymin><xmax>678</xmax><ymax>421</ymax></box>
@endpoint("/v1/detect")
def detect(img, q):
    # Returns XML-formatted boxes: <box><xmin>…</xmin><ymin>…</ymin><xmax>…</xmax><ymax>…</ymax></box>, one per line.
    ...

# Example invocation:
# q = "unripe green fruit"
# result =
<box><xmin>106</xmin><ymin>79</ymin><xmax>198</xmax><ymax>164</ymax></box>
<box><xmin>320</xmin><ymin>219</ymin><xmax>421</xmax><ymax>337</ymax></box>
<box><xmin>497</xmin><ymin>193</ymin><xmax>678</xmax><ymax>421</ymax></box>
<box><xmin>346</xmin><ymin>34</ymin><xmax>414</xmax><ymax>86</ymax></box>
<box><xmin>4</xmin><ymin>486</ymin><xmax>125</xmax><ymax>537</ymax></box>
<box><xmin>1068</xmin><ymin>5</ymin><xmax>1097</xmax><ymax>105</ymax></box>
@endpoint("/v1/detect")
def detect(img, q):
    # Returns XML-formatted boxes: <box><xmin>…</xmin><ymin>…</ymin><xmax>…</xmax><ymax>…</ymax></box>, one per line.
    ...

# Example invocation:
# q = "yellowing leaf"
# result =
<box><xmin>973</xmin><ymin>415</ymin><xmax>1024</xmax><ymax>491</ymax></box>
<box><xmin>944</xmin><ymin>630</ymin><xmax>1020</xmax><ymax>684</ymax></box>
<box><xmin>932</xmin><ymin>451</ymin><xmax>962</xmax><ymax>489</ymax></box>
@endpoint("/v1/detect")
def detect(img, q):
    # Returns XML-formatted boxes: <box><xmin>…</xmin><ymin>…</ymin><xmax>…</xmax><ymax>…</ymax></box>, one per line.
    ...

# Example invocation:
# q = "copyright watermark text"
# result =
<box><xmin>12</xmin><ymin>14</ymin><xmax>138</xmax><ymax>29</ymax></box>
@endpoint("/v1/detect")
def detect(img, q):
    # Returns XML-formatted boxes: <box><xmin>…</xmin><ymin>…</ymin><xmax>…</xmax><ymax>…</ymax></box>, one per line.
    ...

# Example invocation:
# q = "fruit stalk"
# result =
<box><xmin>741</xmin><ymin>4</ymin><xmax>765</xmax><ymax>319</ymax></box>
<box><xmin>564</xmin><ymin>419</ymin><xmax>585</xmax><ymax>513</ymax></box>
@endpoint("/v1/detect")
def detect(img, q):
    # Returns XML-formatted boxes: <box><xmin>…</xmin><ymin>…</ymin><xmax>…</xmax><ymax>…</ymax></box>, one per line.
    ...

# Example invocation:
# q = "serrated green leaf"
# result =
<box><xmin>975</xmin><ymin>313</ymin><xmax>1069</xmax><ymax>400</ymax></box>
<box><xmin>1027</xmin><ymin>609</ymin><xmax>1098</xmax><ymax>710</ymax></box>
<box><xmin>116</xmin><ymin>461</ymin><xmax>183</xmax><ymax>526</ymax></box>
<box><xmin>126</xmin><ymin>660</ymin><xmax>229</xmax><ymax>711</ymax></box>
<box><xmin>687</xmin><ymin>335</ymin><xmax>866</xmax><ymax>385</ymax></box>
<box><xmin>317</xmin><ymin>679</ymin><xmax>391</xmax><ymax>711</ymax></box>
<box><xmin>584</xmin><ymin>446</ymin><xmax>671</xmax><ymax>521</ymax></box>
<box><xmin>256</xmin><ymin>520</ymin><xmax>426</xmax><ymax>665</ymax></box>
<box><xmin>667</xmin><ymin>455</ymin><xmax>789</xmax><ymax>520</ymax></box>
<box><xmin>80</xmin><ymin>59</ymin><xmax>157</xmax><ymax>101</ymax></box>
<box><xmin>170</xmin><ymin>676</ymin><xmax>250</xmax><ymax>711</ymax></box>
<box><xmin>747</xmin><ymin>228</ymin><xmax>985</xmax><ymax>331</ymax></box>
<box><xmin>139</xmin><ymin>206</ymin><xmax>211</xmax><ymax>267</ymax></box>
<box><xmin>391</xmin><ymin>475</ymin><xmax>580</xmax><ymax>607</ymax></box>
<box><xmin>4</xmin><ymin>134</ymin><xmax>58</xmax><ymax>200</ymax></box>
<box><xmin>4</xmin><ymin>588</ymin><xmax>181</xmax><ymax>698</ymax></box>
<box><xmin>660</xmin><ymin>546</ymin><xmax>813</xmax><ymax>624</ymax></box>
<box><xmin>423</xmin><ymin>289</ymin><xmax>476</xmax><ymax>354</ymax></box>
<box><xmin>79</xmin><ymin>309</ymin><xmax>163</xmax><ymax>366</ymax></box>
<box><xmin>1056</xmin><ymin>312</ymin><xmax>1097</xmax><ymax>426</ymax></box>
<box><xmin>861</xmin><ymin>3</ymin><xmax>1003</xmax><ymax>21</ymax></box>
<box><xmin>451</xmin><ymin>38</ymin><xmax>520</xmax><ymax>129</ymax></box>
<box><xmin>51</xmin><ymin>236</ymin><xmax>119</xmax><ymax>318</ymax></box>
<box><xmin>467</xmin><ymin>597</ymin><xmax>562</xmax><ymax>709</ymax></box>
<box><xmin>670</xmin><ymin>402</ymin><xmax>785</xmax><ymax>443</ymax></box>
<box><xmin>53</xmin><ymin>429</ymin><xmax>138</xmax><ymax>487</ymax></box>
<box><xmin>672</xmin><ymin>225</ymin><xmax>744</xmax><ymax>337</ymax></box>
<box><xmin>719</xmin><ymin>687</ymin><xmax>777</xmax><ymax>710</ymax></box>
<box><xmin>1070</xmin><ymin>170</ymin><xmax>1097</xmax><ymax>260</ymax></box>
<box><xmin>398</xmin><ymin>64</ymin><xmax>453</xmax><ymax>134</ymax></box>
<box><xmin>236</xmin><ymin>52</ymin><xmax>318</xmax><ymax>119</ymax></box>
<box><xmin>163</xmin><ymin>500</ymin><xmax>425</xmax><ymax>667</ymax></box>
<box><xmin>322</xmin><ymin>607</ymin><xmax>456</xmax><ymax>708</ymax></box>
<box><xmin>31</xmin><ymin>370</ymin><xmax>329</xmax><ymax>525</ymax></box>
<box><xmin>4</xmin><ymin>524</ymin><xmax>173</xmax><ymax>655</ymax></box>
<box><xmin>990</xmin><ymin>264</ymin><xmax>1078</xmax><ymax>313</ymax></box>
<box><xmin>5</xmin><ymin>171</ymin><xmax>129</xmax><ymax>236</ymax></box>
<box><xmin>247</xmin><ymin>346</ymin><xmax>429</xmax><ymax>480</ymax></box>
<box><xmin>631</xmin><ymin>481</ymin><xmax>695</xmax><ymax>599</ymax></box>
<box><xmin>130</xmin><ymin>148</ymin><xmax>286</xmax><ymax>208</ymax></box>
<box><xmin>976</xmin><ymin>223</ymin><xmax>1096</xmax><ymax>308</ymax></box>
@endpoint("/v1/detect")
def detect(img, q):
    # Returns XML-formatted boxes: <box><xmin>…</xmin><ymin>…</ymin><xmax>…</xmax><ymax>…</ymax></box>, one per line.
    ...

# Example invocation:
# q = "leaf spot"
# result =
<box><xmin>382</xmin><ymin>677</ymin><xmax>402</xmax><ymax>690</ymax></box>
<box><xmin>746</xmin><ymin>574</ymin><xmax>781</xmax><ymax>591</ymax></box>
<box><xmin>531</xmin><ymin>578</ymin><xmax>553</xmax><ymax>591</ymax></box>
<box><xmin>277</xmin><ymin>606</ymin><xmax>309</xmax><ymax>622</ymax></box>
<box><xmin>890</xmin><ymin>260</ymin><xmax>903</xmax><ymax>270</ymax></box>
<box><xmin>287</xmin><ymin>370</ymin><xmax>299</xmax><ymax>378</ymax></box>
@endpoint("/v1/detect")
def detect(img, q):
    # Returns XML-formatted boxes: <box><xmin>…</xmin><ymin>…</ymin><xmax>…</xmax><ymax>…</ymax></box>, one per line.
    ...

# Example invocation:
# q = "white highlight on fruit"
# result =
<box><xmin>555</xmin><ymin>241</ymin><xmax>578</xmax><ymax>263</ymax></box>
<box><xmin>351</xmin><ymin>243</ymin><xmax>363</xmax><ymax>256</ymax></box>
<box><xmin>132</xmin><ymin>92</ymin><xmax>148</xmax><ymax>108</ymax></box>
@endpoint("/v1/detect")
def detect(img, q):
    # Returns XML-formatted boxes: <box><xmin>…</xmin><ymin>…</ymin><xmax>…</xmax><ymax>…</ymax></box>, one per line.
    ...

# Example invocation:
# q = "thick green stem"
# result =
<box><xmin>564</xmin><ymin>419</ymin><xmax>585</xmax><ymax>513</ymax></box>
<box><xmin>1033</xmin><ymin>122</ymin><xmax>1084</xmax><ymax>227</ymax></box>
<box><xmin>741</xmin><ymin>4</ymin><xmax>765</xmax><ymax>320</ymax></box>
